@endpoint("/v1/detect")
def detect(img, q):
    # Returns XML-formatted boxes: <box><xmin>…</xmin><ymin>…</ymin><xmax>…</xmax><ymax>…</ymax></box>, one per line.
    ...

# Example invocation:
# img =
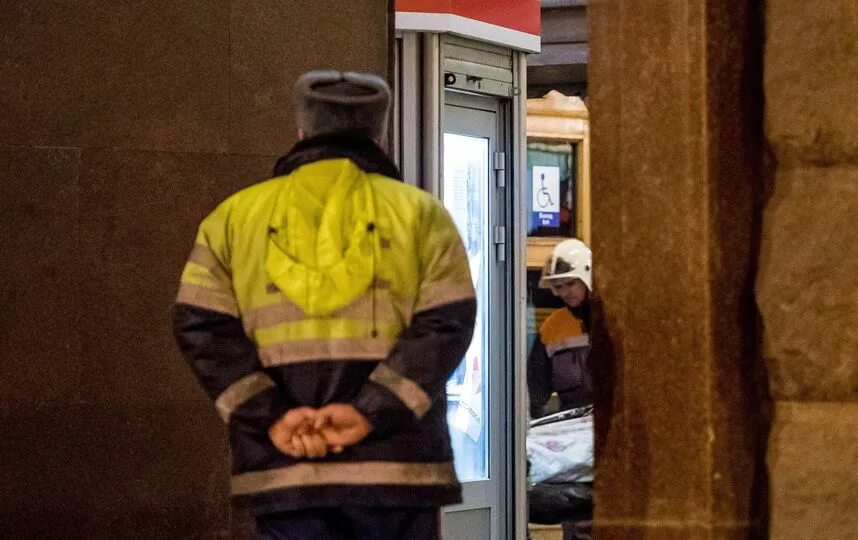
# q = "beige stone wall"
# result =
<box><xmin>758</xmin><ymin>2</ymin><xmax>858</xmax><ymax>538</ymax></box>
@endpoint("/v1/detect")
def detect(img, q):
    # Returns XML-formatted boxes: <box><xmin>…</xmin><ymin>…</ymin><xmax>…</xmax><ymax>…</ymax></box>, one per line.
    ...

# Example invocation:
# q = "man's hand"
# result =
<box><xmin>314</xmin><ymin>403</ymin><xmax>373</xmax><ymax>448</ymax></box>
<box><xmin>268</xmin><ymin>407</ymin><xmax>331</xmax><ymax>459</ymax></box>
<box><xmin>268</xmin><ymin>404</ymin><xmax>372</xmax><ymax>458</ymax></box>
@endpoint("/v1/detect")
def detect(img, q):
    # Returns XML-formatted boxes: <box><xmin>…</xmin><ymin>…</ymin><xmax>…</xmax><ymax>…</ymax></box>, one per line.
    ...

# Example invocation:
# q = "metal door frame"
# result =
<box><xmin>395</xmin><ymin>31</ymin><xmax>530</xmax><ymax>540</ymax></box>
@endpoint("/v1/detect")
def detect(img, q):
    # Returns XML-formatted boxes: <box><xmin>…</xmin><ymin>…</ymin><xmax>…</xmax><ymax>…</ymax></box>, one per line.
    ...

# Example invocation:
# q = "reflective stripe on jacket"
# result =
<box><xmin>173</xmin><ymin>136</ymin><xmax>476</xmax><ymax>514</ymax></box>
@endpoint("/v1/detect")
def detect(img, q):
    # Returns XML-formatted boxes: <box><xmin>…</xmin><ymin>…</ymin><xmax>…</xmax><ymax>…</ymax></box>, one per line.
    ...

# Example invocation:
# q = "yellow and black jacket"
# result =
<box><xmin>173</xmin><ymin>134</ymin><xmax>476</xmax><ymax>515</ymax></box>
<box><xmin>527</xmin><ymin>306</ymin><xmax>591</xmax><ymax>418</ymax></box>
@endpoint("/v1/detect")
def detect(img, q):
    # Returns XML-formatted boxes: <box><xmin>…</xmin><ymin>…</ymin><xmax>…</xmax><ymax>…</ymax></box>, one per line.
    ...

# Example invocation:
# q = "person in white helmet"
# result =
<box><xmin>527</xmin><ymin>239</ymin><xmax>593</xmax><ymax>419</ymax></box>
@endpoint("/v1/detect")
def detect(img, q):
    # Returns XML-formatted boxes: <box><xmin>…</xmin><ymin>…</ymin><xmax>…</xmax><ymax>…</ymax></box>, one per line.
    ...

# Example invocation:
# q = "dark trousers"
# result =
<box><xmin>255</xmin><ymin>506</ymin><xmax>441</xmax><ymax>540</ymax></box>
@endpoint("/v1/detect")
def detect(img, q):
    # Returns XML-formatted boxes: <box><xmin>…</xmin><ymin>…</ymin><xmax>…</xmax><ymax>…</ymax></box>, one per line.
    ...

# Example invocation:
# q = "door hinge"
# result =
<box><xmin>493</xmin><ymin>152</ymin><xmax>506</xmax><ymax>188</ymax></box>
<box><xmin>493</xmin><ymin>225</ymin><xmax>506</xmax><ymax>262</ymax></box>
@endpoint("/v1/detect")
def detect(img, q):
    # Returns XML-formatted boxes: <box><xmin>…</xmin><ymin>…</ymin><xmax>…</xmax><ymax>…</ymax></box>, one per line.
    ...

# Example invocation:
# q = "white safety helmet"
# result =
<box><xmin>540</xmin><ymin>238</ymin><xmax>592</xmax><ymax>291</ymax></box>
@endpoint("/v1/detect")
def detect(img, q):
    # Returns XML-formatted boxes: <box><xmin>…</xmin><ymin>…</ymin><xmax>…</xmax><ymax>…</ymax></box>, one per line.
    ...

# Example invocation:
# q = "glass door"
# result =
<box><xmin>441</xmin><ymin>91</ymin><xmax>509</xmax><ymax>540</ymax></box>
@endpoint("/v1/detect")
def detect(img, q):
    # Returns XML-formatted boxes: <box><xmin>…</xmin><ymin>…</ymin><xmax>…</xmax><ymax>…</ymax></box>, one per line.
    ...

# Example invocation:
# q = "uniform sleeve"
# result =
<box><xmin>173</xmin><ymin>204</ymin><xmax>287</xmax><ymax>432</ymax></box>
<box><xmin>353</xmin><ymin>200</ymin><xmax>477</xmax><ymax>436</ymax></box>
<box><xmin>527</xmin><ymin>339</ymin><xmax>552</xmax><ymax>419</ymax></box>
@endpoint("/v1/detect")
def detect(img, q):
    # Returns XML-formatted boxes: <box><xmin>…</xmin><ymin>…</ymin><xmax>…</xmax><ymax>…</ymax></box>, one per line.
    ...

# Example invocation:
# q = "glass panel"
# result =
<box><xmin>442</xmin><ymin>132</ymin><xmax>490</xmax><ymax>482</ymax></box>
<box><xmin>526</xmin><ymin>141</ymin><xmax>578</xmax><ymax>237</ymax></box>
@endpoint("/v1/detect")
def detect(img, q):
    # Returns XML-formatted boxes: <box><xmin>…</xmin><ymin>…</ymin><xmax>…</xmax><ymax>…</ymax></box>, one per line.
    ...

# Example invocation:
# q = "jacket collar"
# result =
<box><xmin>272</xmin><ymin>131</ymin><xmax>402</xmax><ymax>180</ymax></box>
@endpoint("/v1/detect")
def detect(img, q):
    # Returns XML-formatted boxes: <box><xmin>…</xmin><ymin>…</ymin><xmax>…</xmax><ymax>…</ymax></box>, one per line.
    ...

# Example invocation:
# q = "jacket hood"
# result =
<box><xmin>266</xmin><ymin>135</ymin><xmax>397</xmax><ymax>317</ymax></box>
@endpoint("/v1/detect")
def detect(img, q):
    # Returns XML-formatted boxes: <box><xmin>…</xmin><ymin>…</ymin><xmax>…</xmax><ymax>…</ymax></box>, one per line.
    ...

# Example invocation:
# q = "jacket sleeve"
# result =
<box><xmin>173</xmin><ymin>204</ymin><xmax>287</xmax><ymax>432</ymax></box>
<box><xmin>353</xmin><ymin>200</ymin><xmax>477</xmax><ymax>436</ymax></box>
<box><xmin>527</xmin><ymin>338</ymin><xmax>552</xmax><ymax>419</ymax></box>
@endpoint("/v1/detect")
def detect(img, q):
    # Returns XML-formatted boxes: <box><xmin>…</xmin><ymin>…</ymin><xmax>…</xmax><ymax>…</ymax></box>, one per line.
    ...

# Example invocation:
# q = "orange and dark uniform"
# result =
<box><xmin>527</xmin><ymin>306</ymin><xmax>591</xmax><ymax>418</ymax></box>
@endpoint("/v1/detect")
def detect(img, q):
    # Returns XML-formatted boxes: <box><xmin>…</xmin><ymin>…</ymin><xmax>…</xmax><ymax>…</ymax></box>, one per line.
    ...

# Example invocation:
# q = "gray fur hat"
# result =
<box><xmin>295</xmin><ymin>70</ymin><xmax>391</xmax><ymax>140</ymax></box>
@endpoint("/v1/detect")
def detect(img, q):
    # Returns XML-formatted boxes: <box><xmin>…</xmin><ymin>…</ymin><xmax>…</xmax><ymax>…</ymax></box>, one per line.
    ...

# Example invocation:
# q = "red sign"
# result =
<box><xmin>395</xmin><ymin>0</ymin><xmax>541</xmax><ymax>52</ymax></box>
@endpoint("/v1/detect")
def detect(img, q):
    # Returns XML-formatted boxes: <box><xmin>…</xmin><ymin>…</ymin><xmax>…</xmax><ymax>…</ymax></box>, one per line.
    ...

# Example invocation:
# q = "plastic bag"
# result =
<box><xmin>527</xmin><ymin>410</ymin><xmax>594</xmax><ymax>485</ymax></box>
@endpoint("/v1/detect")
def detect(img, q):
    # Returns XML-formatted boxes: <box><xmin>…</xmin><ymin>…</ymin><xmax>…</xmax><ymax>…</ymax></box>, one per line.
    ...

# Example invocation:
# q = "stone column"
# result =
<box><xmin>758</xmin><ymin>2</ymin><xmax>858</xmax><ymax>538</ymax></box>
<box><xmin>588</xmin><ymin>1</ymin><xmax>767</xmax><ymax>537</ymax></box>
<box><xmin>0</xmin><ymin>2</ymin><xmax>388</xmax><ymax>538</ymax></box>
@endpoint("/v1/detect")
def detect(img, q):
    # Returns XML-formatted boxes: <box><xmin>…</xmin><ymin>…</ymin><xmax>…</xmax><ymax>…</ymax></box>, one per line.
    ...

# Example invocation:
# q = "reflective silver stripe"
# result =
<box><xmin>258</xmin><ymin>338</ymin><xmax>392</xmax><ymax>366</ymax></box>
<box><xmin>176</xmin><ymin>283</ymin><xmax>239</xmax><ymax>317</ymax></box>
<box><xmin>188</xmin><ymin>244</ymin><xmax>231</xmax><ymax>278</ymax></box>
<box><xmin>242</xmin><ymin>300</ymin><xmax>305</xmax><ymax>334</ymax></box>
<box><xmin>188</xmin><ymin>244</ymin><xmax>231</xmax><ymax>281</ymax></box>
<box><xmin>414</xmin><ymin>281</ymin><xmax>476</xmax><ymax>314</ymax></box>
<box><xmin>215</xmin><ymin>372</ymin><xmax>276</xmax><ymax>423</ymax></box>
<box><xmin>546</xmin><ymin>334</ymin><xmax>590</xmax><ymax>356</ymax></box>
<box><xmin>370</xmin><ymin>363</ymin><xmax>432</xmax><ymax>418</ymax></box>
<box><xmin>243</xmin><ymin>293</ymin><xmax>401</xmax><ymax>335</ymax></box>
<box><xmin>231</xmin><ymin>461</ymin><xmax>457</xmax><ymax>495</ymax></box>
<box><xmin>335</xmin><ymin>292</ymin><xmax>399</xmax><ymax>322</ymax></box>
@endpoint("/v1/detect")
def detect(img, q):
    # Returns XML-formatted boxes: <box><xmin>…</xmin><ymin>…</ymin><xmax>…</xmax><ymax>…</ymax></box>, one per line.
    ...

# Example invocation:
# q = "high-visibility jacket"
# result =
<box><xmin>527</xmin><ymin>306</ymin><xmax>591</xmax><ymax>418</ymax></box>
<box><xmin>173</xmin><ymin>136</ymin><xmax>476</xmax><ymax>515</ymax></box>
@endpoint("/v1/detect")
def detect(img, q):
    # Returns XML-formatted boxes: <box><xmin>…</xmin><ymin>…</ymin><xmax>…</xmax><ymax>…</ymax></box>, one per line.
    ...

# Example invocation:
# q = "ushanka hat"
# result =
<box><xmin>295</xmin><ymin>70</ymin><xmax>391</xmax><ymax>139</ymax></box>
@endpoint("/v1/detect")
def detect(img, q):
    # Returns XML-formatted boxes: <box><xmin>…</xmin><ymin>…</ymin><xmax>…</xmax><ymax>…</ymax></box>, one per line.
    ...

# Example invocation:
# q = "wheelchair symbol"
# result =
<box><xmin>536</xmin><ymin>173</ymin><xmax>555</xmax><ymax>208</ymax></box>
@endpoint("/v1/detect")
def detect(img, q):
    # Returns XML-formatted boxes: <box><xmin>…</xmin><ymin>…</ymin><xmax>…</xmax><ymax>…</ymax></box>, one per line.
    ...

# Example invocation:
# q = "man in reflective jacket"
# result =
<box><xmin>173</xmin><ymin>71</ymin><xmax>476</xmax><ymax>539</ymax></box>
